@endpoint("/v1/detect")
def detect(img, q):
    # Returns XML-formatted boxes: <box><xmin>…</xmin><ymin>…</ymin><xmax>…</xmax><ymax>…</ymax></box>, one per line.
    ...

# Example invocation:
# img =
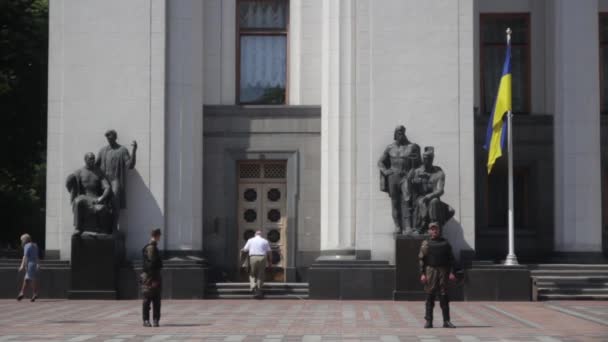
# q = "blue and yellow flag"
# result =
<box><xmin>484</xmin><ymin>39</ymin><xmax>512</xmax><ymax>174</ymax></box>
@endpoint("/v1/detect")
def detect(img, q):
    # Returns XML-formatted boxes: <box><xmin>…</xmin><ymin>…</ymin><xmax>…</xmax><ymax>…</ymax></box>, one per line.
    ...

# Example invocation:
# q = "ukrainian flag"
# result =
<box><xmin>484</xmin><ymin>39</ymin><xmax>512</xmax><ymax>174</ymax></box>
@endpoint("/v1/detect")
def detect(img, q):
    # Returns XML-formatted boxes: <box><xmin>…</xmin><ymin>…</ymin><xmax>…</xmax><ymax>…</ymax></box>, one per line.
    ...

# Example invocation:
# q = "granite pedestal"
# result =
<box><xmin>394</xmin><ymin>235</ymin><xmax>426</xmax><ymax>300</ymax></box>
<box><xmin>68</xmin><ymin>233</ymin><xmax>118</xmax><ymax>299</ymax></box>
<box><xmin>308</xmin><ymin>256</ymin><xmax>395</xmax><ymax>299</ymax></box>
<box><xmin>464</xmin><ymin>264</ymin><xmax>531</xmax><ymax>301</ymax></box>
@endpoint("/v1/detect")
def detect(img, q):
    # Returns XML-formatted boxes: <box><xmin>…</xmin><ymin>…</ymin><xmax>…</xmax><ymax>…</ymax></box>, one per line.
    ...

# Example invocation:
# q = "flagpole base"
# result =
<box><xmin>504</xmin><ymin>254</ymin><xmax>519</xmax><ymax>266</ymax></box>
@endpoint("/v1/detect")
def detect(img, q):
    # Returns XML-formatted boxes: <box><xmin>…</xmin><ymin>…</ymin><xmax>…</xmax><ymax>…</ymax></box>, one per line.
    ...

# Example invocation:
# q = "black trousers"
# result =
<box><xmin>142</xmin><ymin>293</ymin><xmax>161</xmax><ymax>321</ymax></box>
<box><xmin>425</xmin><ymin>293</ymin><xmax>450</xmax><ymax>322</ymax></box>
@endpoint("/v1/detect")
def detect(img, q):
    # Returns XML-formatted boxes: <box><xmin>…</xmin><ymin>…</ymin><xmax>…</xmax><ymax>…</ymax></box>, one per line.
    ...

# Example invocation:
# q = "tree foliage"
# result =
<box><xmin>0</xmin><ymin>0</ymin><xmax>48</xmax><ymax>250</ymax></box>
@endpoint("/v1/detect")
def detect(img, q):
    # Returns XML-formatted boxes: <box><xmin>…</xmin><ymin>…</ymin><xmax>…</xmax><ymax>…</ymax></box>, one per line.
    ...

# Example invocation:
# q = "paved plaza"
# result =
<box><xmin>0</xmin><ymin>300</ymin><xmax>606</xmax><ymax>341</ymax></box>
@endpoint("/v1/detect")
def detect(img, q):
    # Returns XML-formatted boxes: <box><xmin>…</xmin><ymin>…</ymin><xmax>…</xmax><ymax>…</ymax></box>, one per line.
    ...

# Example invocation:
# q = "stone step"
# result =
<box><xmin>533</xmin><ymin>276</ymin><xmax>608</xmax><ymax>283</ymax></box>
<box><xmin>531</xmin><ymin>270</ymin><xmax>608</xmax><ymax>277</ymax></box>
<box><xmin>209</xmin><ymin>282</ymin><xmax>308</xmax><ymax>288</ymax></box>
<box><xmin>206</xmin><ymin>282</ymin><xmax>309</xmax><ymax>300</ymax></box>
<box><xmin>132</xmin><ymin>261</ymin><xmax>206</xmax><ymax>266</ymax></box>
<box><xmin>530</xmin><ymin>264</ymin><xmax>608</xmax><ymax>270</ymax></box>
<box><xmin>537</xmin><ymin>293</ymin><xmax>608</xmax><ymax>300</ymax></box>
<box><xmin>535</xmin><ymin>284</ymin><xmax>608</xmax><ymax>291</ymax></box>
<box><xmin>314</xmin><ymin>259</ymin><xmax>390</xmax><ymax>265</ymax></box>
<box><xmin>204</xmin><ymin>294</ymin><xmax>308</xmax><ymax>300</ymax></box>
<box><xmin>0</xmin><ymin>262</ymin><xmax>70</xmax><ymax>269</ymax></box>
<box><xmin>0</xmin><ymin>259</ymin><xmax>69</xmax><ymax>264</ymax></box>
<box><xmin>532</xmin><ymin>266</ymin><xmax>608</xmax><ymax>300</ymax></box>
<box><xmin>207</xmin><ymin>288</ymin><xmax>308</xmax><ymax>294</ymax></box>
<box><xmin>537</xmin><ymin>287</ymin><xmax>608</xmax><ymax>294</ymax></box>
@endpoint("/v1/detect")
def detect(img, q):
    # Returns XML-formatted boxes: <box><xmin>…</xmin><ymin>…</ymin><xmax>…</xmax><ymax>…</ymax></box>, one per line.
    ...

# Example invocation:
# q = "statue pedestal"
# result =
<box><xmin>394</xmin><ymin>235</ymin><xmax>426</xmax><ymax>300</ymax></box>
<box><xmin>68</xmin><ymin>233</ymin><xmax>117</xmax><ymax>299</ymax></box>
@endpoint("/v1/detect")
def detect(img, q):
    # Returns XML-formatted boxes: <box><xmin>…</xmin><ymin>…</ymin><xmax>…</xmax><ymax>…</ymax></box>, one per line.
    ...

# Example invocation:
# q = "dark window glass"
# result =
<box><xmin>486</xmin><ymin>161</ymin><xmax>529</xmax><ymax>230</ymax></box>
<box><xmin>481</xmin><ymin>14</ymin><xmax>530</xmax><ymax>115</ymax></box>
<box><xmin>237</xmin><ymin>0</ymin><xmax>288</xmax><ymax>104</ymax></box>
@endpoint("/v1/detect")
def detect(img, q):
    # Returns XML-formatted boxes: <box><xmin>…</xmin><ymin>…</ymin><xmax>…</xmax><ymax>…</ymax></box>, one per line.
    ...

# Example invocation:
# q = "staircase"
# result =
<box><xmin>531</xmin><ymin>264</ymin><xmax>608</xmax><ymax>300</ymax></box>
<box><xmin>0</xmin><ymin>259</ymin><xmax>70</xmax><ymax>268</ymax></box>
<box><xmin>205</xmin><ymin>282</ymin><xmax>308</xmax><ymax>299</ymax></box>
<box><xmin>131</xmin><ymin>258</ymin><xmax>207</xmax><ymax>269</ymax></box>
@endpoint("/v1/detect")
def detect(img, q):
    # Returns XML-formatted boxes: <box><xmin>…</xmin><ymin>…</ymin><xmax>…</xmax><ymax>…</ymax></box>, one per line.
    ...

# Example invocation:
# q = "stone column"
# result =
<box><xmin>320</xmin><ymin>0</ymin><xmax>357</xmax><ymax>255</ymax></box>
<box><xmin>46</xmin><ymin>0</ymin><xmax>167</xmax><ymax>260</ymax></box>
<box><xmin>165</xmin><ymin>1</ymin><xmax>204</xmax><ymax>254</ymax></box>
<box><xmin>552</xmin><ymin>0</ymin><xmax>602</xmax><ymax>252</ymax></box>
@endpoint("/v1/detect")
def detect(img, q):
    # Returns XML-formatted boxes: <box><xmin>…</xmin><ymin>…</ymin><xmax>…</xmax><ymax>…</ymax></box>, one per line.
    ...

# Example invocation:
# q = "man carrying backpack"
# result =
<box><xmin>141</xmin><ymin>228</ymin><xmax>163</xmax><ymax>327</ymax></box>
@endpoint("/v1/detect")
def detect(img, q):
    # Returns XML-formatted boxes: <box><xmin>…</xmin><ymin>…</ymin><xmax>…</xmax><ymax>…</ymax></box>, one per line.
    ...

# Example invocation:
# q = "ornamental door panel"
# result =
<box><xmin>237</xmin><ymin>161</ymin><xmax>287</xmax><ymax>282</ymax></box>
<box><xmin>262</xmin><ymin>183</ymin><xmax>287</xmax><ymax>281</ymax></box>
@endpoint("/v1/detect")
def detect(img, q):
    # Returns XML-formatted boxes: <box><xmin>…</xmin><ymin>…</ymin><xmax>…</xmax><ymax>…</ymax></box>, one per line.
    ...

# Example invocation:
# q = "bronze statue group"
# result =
<box><xmin>66</xmin><ymin>129</ymin><xmax>137</xmax><ymax>236</ymax></box>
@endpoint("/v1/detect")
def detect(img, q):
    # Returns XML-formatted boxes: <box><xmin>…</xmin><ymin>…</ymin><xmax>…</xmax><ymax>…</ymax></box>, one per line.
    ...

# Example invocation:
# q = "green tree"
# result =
<box><xmin>0</xmin><ymin>0</ymin><xmax>48</xmax><ymax>251</ymax></box>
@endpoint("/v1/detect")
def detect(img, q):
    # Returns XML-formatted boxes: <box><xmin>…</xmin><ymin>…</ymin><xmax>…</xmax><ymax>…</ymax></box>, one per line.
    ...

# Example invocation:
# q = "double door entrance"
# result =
<box><xmin>237</xmin><ymin>160</ymin><xmax>288</xmax><ymax>282</ymax></box>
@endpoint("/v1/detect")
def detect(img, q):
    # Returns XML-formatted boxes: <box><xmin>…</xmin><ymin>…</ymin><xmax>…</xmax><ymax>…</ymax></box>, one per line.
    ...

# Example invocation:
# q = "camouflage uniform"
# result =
<box><xmin>141</xmin><ymin>241</ymin><xmax>163</xmax><ymax>324</ymax></box>
<box><xmin>418</xmin><ymin>236</ymin><xmax>455</xmax><ymax>327</ymax></box>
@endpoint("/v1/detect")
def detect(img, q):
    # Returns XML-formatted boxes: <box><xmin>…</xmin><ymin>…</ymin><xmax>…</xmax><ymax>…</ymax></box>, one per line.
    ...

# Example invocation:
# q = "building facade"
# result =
<box><xmin>46</xmin><ymin>0</ymin><xmax>608</xmax><ymax>281</ymax></box>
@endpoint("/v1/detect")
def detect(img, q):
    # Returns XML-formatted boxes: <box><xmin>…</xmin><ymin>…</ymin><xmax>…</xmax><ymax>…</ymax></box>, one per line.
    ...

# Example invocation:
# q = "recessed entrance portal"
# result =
<box><xmin>237</xmin><ymin>160</ymin><xmax>288</xmax><ymax>282</ymax></box>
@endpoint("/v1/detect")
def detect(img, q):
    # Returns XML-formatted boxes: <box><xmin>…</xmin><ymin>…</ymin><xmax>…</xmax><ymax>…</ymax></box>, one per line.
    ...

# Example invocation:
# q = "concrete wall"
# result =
<box><xmin>46</xmin><ymin>0</ymin><xmax>166</xmax><ymax>260</ymax></box>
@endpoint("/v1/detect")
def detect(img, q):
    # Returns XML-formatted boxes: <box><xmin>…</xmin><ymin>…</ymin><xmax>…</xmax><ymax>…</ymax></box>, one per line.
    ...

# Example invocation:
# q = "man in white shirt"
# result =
<box><xmin>242</xmin><ymin>230</ymin><xmax>272</xmax><ymax>297</ymax></box>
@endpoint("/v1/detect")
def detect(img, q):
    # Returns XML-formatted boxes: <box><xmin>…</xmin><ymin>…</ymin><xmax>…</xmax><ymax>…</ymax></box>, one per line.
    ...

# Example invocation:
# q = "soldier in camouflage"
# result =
<box><xmin>141</xmin><ymin>228</ymin><xmax>163</xmax><ymax>327</ymax></box>
<box><xmin>419</xmin><ymin>222</ymin><xmax>456</xmax><ymax>329</ymax></box>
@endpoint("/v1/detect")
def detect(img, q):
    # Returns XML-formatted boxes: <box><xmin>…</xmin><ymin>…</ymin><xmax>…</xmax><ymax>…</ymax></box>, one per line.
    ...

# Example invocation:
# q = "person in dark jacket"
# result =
<box><xmin>419</xmin><ymin>222</ymin><xmax>456</xmax><ymax>329</ymax></box>
<box><xmin>141</xmin><ymin>228</ymin><xmax>163</xmax><ymax>327</ymax></box>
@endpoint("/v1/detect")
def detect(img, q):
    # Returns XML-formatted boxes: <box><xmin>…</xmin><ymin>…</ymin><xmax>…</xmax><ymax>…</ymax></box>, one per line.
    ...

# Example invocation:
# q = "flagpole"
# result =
<box><xmin>504</xmin><ymin>27</ymin><xmax>519</xmax><ymax>266</ymax></box>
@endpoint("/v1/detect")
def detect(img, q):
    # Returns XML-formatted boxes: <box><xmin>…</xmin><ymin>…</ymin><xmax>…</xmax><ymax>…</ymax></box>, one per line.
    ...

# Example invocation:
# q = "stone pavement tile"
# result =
<box><xmin>1</xmin><ymin>300</ymin><xmax>608</xmax><ymax>340</ymax></box>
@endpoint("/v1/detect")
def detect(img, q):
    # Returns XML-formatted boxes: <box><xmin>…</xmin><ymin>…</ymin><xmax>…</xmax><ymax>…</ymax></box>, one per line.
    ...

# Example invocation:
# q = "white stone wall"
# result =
<box><xmin>46</xmin><ymin>0</ymin><xmax>166</xmax><ymax>259</ymax></box>
<box><xmin>202</xmin><ymin>0</ymin><xmax>234</xmax><ymax>104</ymax></box>
<box><xmin>289</xmin><ymin>0</ymin><xmax>323</xmax><ymax>105</ymax></box>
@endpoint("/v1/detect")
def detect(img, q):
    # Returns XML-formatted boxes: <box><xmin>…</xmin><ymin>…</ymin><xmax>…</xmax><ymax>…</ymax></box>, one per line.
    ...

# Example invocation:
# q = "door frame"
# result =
<box><xmin>223</xmin><ymin>149</ymin><xmax>299</xmax><ymax>281</ymax></box>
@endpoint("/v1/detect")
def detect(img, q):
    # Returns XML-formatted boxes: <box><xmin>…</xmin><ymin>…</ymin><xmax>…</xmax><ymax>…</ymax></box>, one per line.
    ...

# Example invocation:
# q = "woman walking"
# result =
<box><xmin>17</xmin><ymin>234</ymin><xmax>39</xmax><ymax>302</ymax></box>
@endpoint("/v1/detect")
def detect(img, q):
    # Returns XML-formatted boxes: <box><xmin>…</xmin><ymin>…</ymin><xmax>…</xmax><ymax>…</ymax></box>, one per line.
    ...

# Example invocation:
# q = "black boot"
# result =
<box><xmin>440</xmin><ymin>294</ymin><xmax>455</xmax><ymax>328</ymax></box>
<box><xmin>424</xmin><ymin>294</ymin><xmax>435</xmax><ymax>328</ymax></box>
